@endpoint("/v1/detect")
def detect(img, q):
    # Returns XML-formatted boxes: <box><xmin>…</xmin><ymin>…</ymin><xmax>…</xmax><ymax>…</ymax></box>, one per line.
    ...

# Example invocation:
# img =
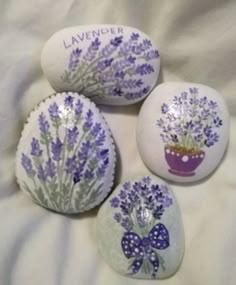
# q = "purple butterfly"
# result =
<box><xmin>121</xmin><ymin>223</ymin><xmax>169</xmax><ymax>277</ymax></box>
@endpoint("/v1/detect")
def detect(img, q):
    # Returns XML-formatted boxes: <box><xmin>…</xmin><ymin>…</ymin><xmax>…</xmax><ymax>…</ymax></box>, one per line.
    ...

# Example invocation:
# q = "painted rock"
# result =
<box><xmin>97</xmin><ymin>176</ymin><xmax>184</xmax><ymax>279</ymax></box>
<box><xmin>41</xmin><ymin>25</ymin><xmax>160</xmax><ymax>105</ymax></box>
<box><xmin>136</xmin><ymin>82</ymin><xmax>230</xmax><ymax>183</ymax></box>
<box><xmin>15</xmin><ymin>92</ymin><xmax>116</xmax><ymax>214</ymax></box>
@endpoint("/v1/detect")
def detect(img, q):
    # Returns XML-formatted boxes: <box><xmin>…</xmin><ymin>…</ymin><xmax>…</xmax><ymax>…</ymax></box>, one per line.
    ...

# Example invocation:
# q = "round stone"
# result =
<box><xmin>15</xmin><ymin>92</ymin><xmax>116</xmax><ymax>214</ymax></box>
<box><xmin>41</xmin><ymin>25</ymin><xmax>160</xmax><ymax>105</ymax></box>
<box><xmin>136</xmin><ymin>82</ymin><xmax>230</xmax><ymax>183</ymax></box>
<box><xmin>96</xmin><ymin>175</ymin><xmax>185</xmax><ymax>279</ymax></box>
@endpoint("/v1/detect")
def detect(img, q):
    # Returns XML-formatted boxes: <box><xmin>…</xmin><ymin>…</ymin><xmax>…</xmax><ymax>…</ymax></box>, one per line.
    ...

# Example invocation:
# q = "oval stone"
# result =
<box><xmin>96</xmin><ymin>175</ymin><xmax>185</xmax><ymax>279</ymax></box>
<box><xmin>41</xmin><ymin>25</ymin><xmax>160</xmax><ymax>105</ymax></box>
<box><xmin>136</xmin><ymin>82</ymin><xmax>230</xmax><ymax>183</ymax></box>
<box><xmin>15</xmin><ymin>92</ymin><xmax>116</xmax><ymax>214</ymax></box>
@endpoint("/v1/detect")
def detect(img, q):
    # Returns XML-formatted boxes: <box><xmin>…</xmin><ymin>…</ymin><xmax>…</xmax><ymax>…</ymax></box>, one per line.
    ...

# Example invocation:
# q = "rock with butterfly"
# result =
<box><xmin>96</xmin><ymin>176</ymin><xmax>185</xmax><ymax>279</ymax></box>
<box><xmin>41</xmin><ymin>25</ymin><xmax>160</xmax><ymax>105</ymax></box>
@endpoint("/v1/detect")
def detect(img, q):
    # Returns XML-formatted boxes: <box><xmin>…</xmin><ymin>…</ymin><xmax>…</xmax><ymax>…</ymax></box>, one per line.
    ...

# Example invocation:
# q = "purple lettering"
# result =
<box><xmin>110</xmin><ymin>27</ymin><xmax>115</xmax><ymax>34</ymax></box>
<box><xmin>85</xmin><ymin>31</ymin><xmax>91</xmax><ymax>40</ymax></box>
<box><xmin>63</xmin><ymin>40</ymin><xmax>72</xmax><ymax>49</ymax></box>
<box><xmin>118</xmin><ymin>27</ymin><xmax>124</xmax><ymax>34</ymax></box>
<box><xmin>77</xmin><ymin>33</ymin><xmax>85</xmax><ymax>41</ymax></box>
<box><xmin>92</xmin><ymin>30</ymin><xmax>100</xmax><ymax>37</ymax></box>
<box><xmin>101</xmin><ymin>28</ymin><xmax>109</xmax><ymax>35</ymax></box>
<box><xmin>72</xmin><ymin>36</ymin><xmax>79</xmax><ymax>45</ymax></box>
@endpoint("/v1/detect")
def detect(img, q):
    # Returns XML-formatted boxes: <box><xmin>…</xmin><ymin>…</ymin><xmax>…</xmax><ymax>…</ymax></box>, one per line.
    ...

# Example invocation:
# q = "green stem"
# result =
<box><xmin>70</xmin><ymin>52</ymin><xmax>143</xmax><ymax>88</ymax></box>
<box><xmin>71</xmin><ymin>55</ymin><xmax>105</xmax><ymax>86</ymax></box>
<box><xmin>64</xmin><ymin>129</ymin><xmax>90</xmax><ymax>206</ymax></box>
<box><xmin>68</xmin><ymin>181</ymin><xmax>76</xmax><ymax>210</ymax></box>
<box><xmin>58</xmin><ymin>131</ymin><xmax>68</xmax><ymax>210</ymax></box>
<box><xmin>42</xmin><ymin>179</ymin><xmax>58</xmax><ymax>210</ymax></box>
<box><xmin>64</xmin><ymin>130</ymin><xmax>88</xmax><ymax>188</ymax></box>
<box><xmin>72</xmin><ymin>129</ymin><xmax>88</xmax><ymax>159</ymax></box>
<box><xmin>81</xmin><ymin>81</ymin><xmax>104</xmax><ymax>92</ymax></box>
<box><xmin>86</xmin><ymin>83</ymin><xmax>120</xmax><ymax>94</ymax></box>
<box><xmin>25</xmin><ymin>179</ymin><xmax>41</xmax><ymax>204</ymax></box>
<box><xmin>79</xmin><ymin>181</ymin><xmax>103</xmax><ymax>211</ymax></box>
<box><xmin>67</xmin><ymin>149</ymin><xmax>96</xmax><ymax>211</ymax></box>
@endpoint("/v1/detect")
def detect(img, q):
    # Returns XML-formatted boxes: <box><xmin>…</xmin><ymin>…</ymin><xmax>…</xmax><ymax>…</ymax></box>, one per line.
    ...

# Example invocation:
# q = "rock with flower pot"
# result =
<box><xmin>41</xmin><ymin>25</ymin><xmax>160</xmax><ymax>105</ymax></box>
<box><xmin>15</xmin><ymin>92</ymin><xmax>116</xmax><ymax>213</ymax></box>
<box><xmin>96</xmin><ymin>176</ymin><xmax>185</xmax><ymax>279</ymax></box>
<box><xmin>136</xmin><ymin>82</ymin><xmax>230</xmax><ymax>183</ymax></box>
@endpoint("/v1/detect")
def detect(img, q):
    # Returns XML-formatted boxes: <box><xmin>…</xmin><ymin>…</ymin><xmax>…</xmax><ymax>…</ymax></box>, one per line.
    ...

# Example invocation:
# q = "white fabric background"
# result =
<box><xmin>0</xmin><ymin>0</ymin><xmax>236</xmax><ymax>284</ymax></box>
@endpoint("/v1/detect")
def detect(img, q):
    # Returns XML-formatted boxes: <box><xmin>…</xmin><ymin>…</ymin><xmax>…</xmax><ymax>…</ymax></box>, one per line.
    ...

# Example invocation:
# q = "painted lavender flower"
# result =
<box><xmin>21</xmin><ymin>95</ymin><xmax>111</xmax><ymax>213</ymax></box>
<box><xmin>156</xmin><ymin>88</ymin><xmax>223</xmax><ymax>176</ymax></box>
<box><xmin>110</xmin><ymin>177</ymin><xmax>172</xmax><ymax>277</ymax></box>
<box><xmin>61</xmin><ymin>32</ymin><xmax>159</xmax><ymax>101</ymax></box>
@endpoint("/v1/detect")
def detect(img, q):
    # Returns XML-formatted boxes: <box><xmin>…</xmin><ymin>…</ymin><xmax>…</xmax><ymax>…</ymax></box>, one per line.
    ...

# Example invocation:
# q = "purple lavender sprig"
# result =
<box><xmin>21</xmin><ymin>154</ymin><xmax>35</xmax><ymax>177</ymax></box>
<box><xmin>110</xmin><ymin>177</ymin><xmax>173</xmax><ymax>232</ymax></box>
<box><xmin>83</xmin><ymin>110</ymin><xmax>93</xmax><ymax>131</ymax></box>
<box><xmin>39</xmin><ymin>113</ymin><xmax>50</xmax><ymax>135</ymax></box>
<box><xmin>44</xmin><ymin>159</ymin><xmax>56</xmax><ymax>179</ymax></box>
<box><xmin>31</xmin><ymin>138</ymin><xmax>42</xmax><ymax>157</ymax></box>
<box><xmin>68</xmin><ymin>48</ymin><xmax>82</xmax><ymax>71</ymax></box>
<box><xmin>136</xmin><ymin>64</ymin><xmax>154</xmax><ymax>75</ymax></box>
<box><xmin>125</xmin><ymin>86</ymin><xmax>150</xmax><ymax>100</ymax></box>
<box><xmin>64</xmin><ymin>96</ymin><xmax>74</xmax><ymax>108</ymax></box>
<box><xmin>156</xmin><ymin>88</ymin><xmax>223</xmax><ymax>151</ymax></box>
<box><xmin>83</xmin><ymin>38</ymin><xmax>101</xmax><ymax>62</ymax></box>
<box><xmin>51</xmin><ymin>137</ymin><xmax>63</xmax><ymax>161</ymax></box>
<box><xmin>48</xmin><ymin>102</ymin><xmax>60</xmax><ymax>121</ymax></box>
<box><xmin>75</xmin><ymin>99</ymin><xmax>83</xmax><ymax>118</ymax></box>
<box><xmin>67</xmin><ymin>127</ymin><xmax>79</xmax><ymax>149</ymax></box>
<box><xmin>101</xmin><ymin>36</ymin><xmax>123</xmax><ymax>57</ymax></box>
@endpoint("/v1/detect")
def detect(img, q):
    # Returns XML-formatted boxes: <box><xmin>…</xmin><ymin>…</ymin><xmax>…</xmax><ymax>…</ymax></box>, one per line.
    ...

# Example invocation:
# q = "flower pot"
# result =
<box><xmin>164</xmin><ymin>146</ymin><xmax>205</xmax><ymax>177</ymax></box>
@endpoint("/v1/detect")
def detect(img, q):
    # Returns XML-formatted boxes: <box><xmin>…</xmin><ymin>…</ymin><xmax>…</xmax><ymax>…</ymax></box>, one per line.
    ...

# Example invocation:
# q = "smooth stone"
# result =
<box><xmin>96</xmin><ymin>175</ymin><xmax>185</xmax><ymax>279</ymax></box>
<box><xmin>15</xmin><ymin>92</ymin><xmax>116</xmax><ymax>214</ymax></box>
<box><xmin>136</xmin><ymin>82</ymin><xmax>230</xmax><ymax>183</ymax></box>
<box><xmin>41</xmin><ymin>25</ymin><xmax>160</xmax><ymax>105</ymax></box>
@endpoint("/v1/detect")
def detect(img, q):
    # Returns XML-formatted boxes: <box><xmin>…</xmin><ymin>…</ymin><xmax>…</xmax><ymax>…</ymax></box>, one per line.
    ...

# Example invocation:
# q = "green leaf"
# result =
<box><xmin>40</xmin><ymin>139</ymin><xmax>46</xmax><ymax>145</ymax></box>
<box><xmin>50</xmin><ymin>191</ymin><xmax>59</xmax><ymax>204</ymax></box>
<box><xmin>49</xmin><ymin>183</ymin><xmax>58</xmax><ymax>193</ymax></box>
<box><xmin>156</xmin><ymin>252</ymin><xmax>166</xmax><ymax>271</ymax></box>
<box><xmin>82</xmin><ymin>182</ymin><xmax>103</xmax><ymax>206</ymax></box>
<box><xmin>35</xmin><ymin>187</ymin><xmax>49</xmax><ymax>207</ymax></box>
<box><xmin>90</xmin><ymin>183</ymin><xmax>103</xmax><ymax>200</ymax></box>
<box><xmin>88</xmin><ymin>157</ymin><xmax>98</xmax><ymax>170</ymax></box>
<box><xmin>60</xmin><ymin>183</ymin><xmax>71</xmax><ymax>209</ymax></box>
<box><xmin>23</xmin><ymin>182</ymin><xmax>32</xmax><ymax>195</ymax></box>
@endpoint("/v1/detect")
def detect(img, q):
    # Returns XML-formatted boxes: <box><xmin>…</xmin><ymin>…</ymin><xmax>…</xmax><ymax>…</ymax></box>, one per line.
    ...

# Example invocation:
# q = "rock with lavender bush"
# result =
<box><xmin>16</xmin><ymin>92</ymin><xmax>116</xmax><ymax>213</ymax></box>
<box><xmin>137</xmin><ymin>82</ymin><xmax>230</xmax><ymax>183</ymax></box>
<box><xmin>41</xmin><ymin>25</ymin><xmax>160</xmax><ymax>105</ymax></box>
<box><xmin>96</xmin><ymin>175</ymin><xmax>185</xmax><ymax>279</ymax></box>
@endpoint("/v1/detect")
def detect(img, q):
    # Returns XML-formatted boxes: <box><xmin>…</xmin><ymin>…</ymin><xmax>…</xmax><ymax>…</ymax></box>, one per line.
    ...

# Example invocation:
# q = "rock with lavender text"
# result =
<box><xmin>96</xmin><ymin>176</ymin><xmax>185</xmax><ymax>279</ymax></box>
<box><xmin>15</xmin><ymin>92</ymin><xmax>116</xmax><ymax>213</ymax></box>
<box><xmin>41</xmin><ymin>25</ymin><xmax>160</xmax><ymax>105</ymax></box>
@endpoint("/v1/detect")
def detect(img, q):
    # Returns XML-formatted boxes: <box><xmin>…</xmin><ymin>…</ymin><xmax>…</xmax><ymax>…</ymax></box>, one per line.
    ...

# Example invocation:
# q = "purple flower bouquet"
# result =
<box><xmin>20</xmin><ymin>94</ymin><xmax>114</xmax><ymax>213</ymax></box>
<box><xmin>61</xmin><ymin>32</ymin><xmax>159</xmax><ymax>102</ymax></box>
<box><xmin>110</xmin><ymin>177</ymin><xmax>173</xmax><ymax>277</ymax></box>
<box><xmin>156</xmin><ymin>88</ymin><xmax>223</xmax><ymax>176</ymax></box>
